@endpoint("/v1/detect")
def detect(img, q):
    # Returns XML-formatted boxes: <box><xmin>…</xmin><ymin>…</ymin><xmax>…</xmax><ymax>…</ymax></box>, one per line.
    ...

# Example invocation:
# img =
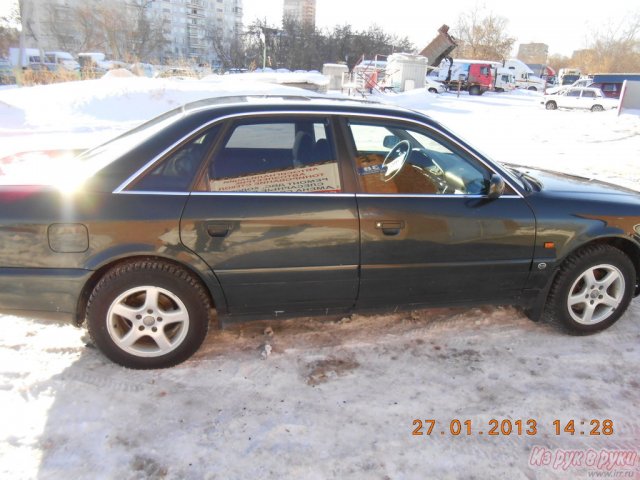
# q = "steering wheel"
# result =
<box><xmin>381</xmin><ymin>140</ymin><xmax>411</xmax><ymax>181</ymax></box>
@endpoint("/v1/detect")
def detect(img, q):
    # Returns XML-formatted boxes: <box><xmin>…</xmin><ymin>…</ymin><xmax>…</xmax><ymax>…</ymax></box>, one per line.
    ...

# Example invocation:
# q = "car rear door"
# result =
<box><xmin>580</xmin><ymin>89</ymin><xmax>598</xmax><ymax>109</ymax></box>
<box><xmin>180</xmin><ymin>114</ymin><xmax>360</xmax><ymax>315</ymax></box>
<box><xmin>343</xmin><ymin>117</ymin><xmax>537</xmax><ymax>308</ymax></box>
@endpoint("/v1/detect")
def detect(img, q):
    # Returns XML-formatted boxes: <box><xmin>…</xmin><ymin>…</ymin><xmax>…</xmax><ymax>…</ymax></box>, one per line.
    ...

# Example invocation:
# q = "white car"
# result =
<box><xmin>541</xmin><ymin>87</ymin><xmax>618</xmax><ymax>112</ymax></box>
<box><xmin>546</xmin><ymin>78</ymin><xmax>593</xmax><ymax>95</ymax></box>
<box><xmin>425</xmin><ymin>77</ymin><xmax>446</xmax><ymax>93</ymax></box>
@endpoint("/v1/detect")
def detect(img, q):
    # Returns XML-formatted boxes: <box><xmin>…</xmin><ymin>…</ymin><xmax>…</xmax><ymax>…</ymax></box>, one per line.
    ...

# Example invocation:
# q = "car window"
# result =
<box><xmin>566</xmin><ymin>89</ymin><xmax>581</xmax><ymax>97</ymax></box>
<box><xmin>207</xmin><ymin>118</ymin><xmax>341</xmax><ymax>193</ymax></box>
<box><xmin>602</xmin><ymin>84</ymin><xmax>618</xmax><ymax>92</ymax></box>
<box><xmin>582</xmin><ymin>90</ymin><xmax>596</xmax><ymax>98</ymax></box>
<box><xmin>348</xmin><ymin>121</ymin><xmax>491</xmax><ymax>195</ymax></box>
<box><xmin>133</xmin><ymin>125</ymin><xmax>220</xmax><ymax>191</ymax></box>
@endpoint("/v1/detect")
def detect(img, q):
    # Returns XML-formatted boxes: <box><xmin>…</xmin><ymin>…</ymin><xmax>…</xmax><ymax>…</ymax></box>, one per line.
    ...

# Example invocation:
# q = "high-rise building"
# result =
<box><xmin>148</xmin><ymin>0</ymin><xmax>243</xmax><ymax>65</ymax></box>
<box><xmin>283</xmin><ymin>0</ymin><xmax>316</xmax><ymax>27</ymax></box>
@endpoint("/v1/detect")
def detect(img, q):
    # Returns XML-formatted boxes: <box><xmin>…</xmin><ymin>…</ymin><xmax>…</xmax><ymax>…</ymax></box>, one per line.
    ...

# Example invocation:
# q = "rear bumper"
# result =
<box><xmin>0</xmin><ymin>267</ymin><xmax>91</xmax><ymax>316</ymax></box>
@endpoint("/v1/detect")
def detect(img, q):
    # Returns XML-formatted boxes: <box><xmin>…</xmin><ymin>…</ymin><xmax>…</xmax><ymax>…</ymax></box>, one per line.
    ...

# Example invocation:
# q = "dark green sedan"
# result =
<box><xmin>1</xmin><ymin>97</ymin><xmax>639</xmax><ymax>368</ymax></box>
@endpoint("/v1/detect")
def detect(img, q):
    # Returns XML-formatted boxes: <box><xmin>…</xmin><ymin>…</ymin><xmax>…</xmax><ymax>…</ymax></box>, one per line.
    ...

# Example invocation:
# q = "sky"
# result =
<box><xmin>242</xmin><ymin>0</ymin><xmax>639</xmax><ymax>57</ymax></box>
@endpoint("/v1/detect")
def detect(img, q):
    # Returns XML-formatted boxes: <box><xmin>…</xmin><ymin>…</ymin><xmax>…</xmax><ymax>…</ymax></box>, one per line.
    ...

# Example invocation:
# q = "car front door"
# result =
<box><xmin>344</xmin><ymin>118</ymin><xmax>537</xmax><ymax>309</ymax></box>
<box><xmin>180</xmin><ymin>115</ymin><xmax>360</xmax><ymax>315</ymax></box>
<box><xmin>559</xmin><ymin>88</ymin><xmax>581</xmax><ymax>109</ymax></box>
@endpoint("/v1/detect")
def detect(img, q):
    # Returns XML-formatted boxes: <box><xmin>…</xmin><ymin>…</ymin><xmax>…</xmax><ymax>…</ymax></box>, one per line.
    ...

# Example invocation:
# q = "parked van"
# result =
<box><xmin>8</xmin><ymin>47</ymin><xmax>42</xmax><ymax>68</ymax></box>
<box><xmin>44</xmin><ymin>51</ymin><xmax>80</xmax><ymax>71</ymax></box>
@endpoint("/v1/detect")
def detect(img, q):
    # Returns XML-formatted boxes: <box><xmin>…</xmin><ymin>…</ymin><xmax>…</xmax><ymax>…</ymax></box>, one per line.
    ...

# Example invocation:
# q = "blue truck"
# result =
<box><xmin>590</xmin><ymin>73</ymin><xmax>640</xmax><ymax>99</ymax></box>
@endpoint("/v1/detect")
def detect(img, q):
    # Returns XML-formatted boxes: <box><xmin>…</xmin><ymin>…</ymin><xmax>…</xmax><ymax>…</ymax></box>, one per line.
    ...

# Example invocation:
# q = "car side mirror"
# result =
<box><xmin>487</xmin><ymin>174</ymin><xmax>505</xmax><ymax>199</ymax></box>
<box><xmin>383</xmin><ymin>135</ymin><xmax>400</xmax><ymax>149</ymax></box>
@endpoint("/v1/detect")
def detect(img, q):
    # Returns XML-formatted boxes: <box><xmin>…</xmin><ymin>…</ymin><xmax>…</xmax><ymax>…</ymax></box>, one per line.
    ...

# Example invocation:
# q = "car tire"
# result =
<box><xmin>545</xmin><ymin>101</ymin><xmax>557</xmax><ymax>110</ymax></box>
<box><xmin>591</xmin><ymin>104</ymin><xmax>604</xmax><ymax>112</ymax></box>
<box><xmin>86</xmin><ymin>260</ymin><xmax>211</xmax><ymax>369</ymax></box>
<box><xmin>544</xmin><ymin>245</ymin><xmax>635</xmax><ymax>334</ymax></box>
<box><xmin>528</xmin><ymin>86</ymin><xmax>538</xmax><ymax>91</ymax></box>
<box><xmin>428</xmin><ymin>87</ymin><xmax>437</xmax><ymax>93</ymax></box>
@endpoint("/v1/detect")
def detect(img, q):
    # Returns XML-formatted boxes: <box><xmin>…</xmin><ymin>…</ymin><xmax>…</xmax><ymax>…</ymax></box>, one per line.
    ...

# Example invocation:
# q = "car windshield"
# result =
<box><xmin>0</xmin><ymin>107</ymin><xmax>185</xmax><ymax>188</ymax></box>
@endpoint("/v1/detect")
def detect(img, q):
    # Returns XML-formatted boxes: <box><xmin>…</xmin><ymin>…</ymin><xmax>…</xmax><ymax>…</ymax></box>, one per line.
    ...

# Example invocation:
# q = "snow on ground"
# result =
<box><xmin>0</xmin><ymin>78</ymin><xmax>639</xmax><ymax>479</ymax></box>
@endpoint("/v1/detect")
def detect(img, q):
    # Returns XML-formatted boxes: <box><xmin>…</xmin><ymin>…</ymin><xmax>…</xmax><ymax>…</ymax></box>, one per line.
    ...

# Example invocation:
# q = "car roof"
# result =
<box><xmin>173</xmin><ymin>94</ymin><xmax>434</xmax><ymax>124</ymax></box>
<box><xmin>179</xmin><ymin>94</ymin><xmax>404</xmax><ymax>111</ymax></box>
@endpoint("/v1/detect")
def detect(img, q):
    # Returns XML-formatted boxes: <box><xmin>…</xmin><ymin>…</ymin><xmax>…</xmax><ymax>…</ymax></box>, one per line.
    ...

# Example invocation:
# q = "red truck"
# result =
<box><xmin>436</xmin><ymin>58</ymin><xmax>497</xmax><ymax>95</ymax></box>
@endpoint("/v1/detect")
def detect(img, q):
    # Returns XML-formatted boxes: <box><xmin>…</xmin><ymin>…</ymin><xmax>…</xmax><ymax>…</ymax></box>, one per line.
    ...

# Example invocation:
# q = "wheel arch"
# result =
<box><xmin>74</xmin><ymin>254</ymin><xmax>225</xmax><ymax>326</ymax></box>
<box><xmin>527</xmin><ymin>236</ymin><xmax>640</xmax><ymax>321</ymax></box>
<box><xmin>557</xmin><ymin>237</ymin><xmax>640</xmax><ymax>294</ymax></box>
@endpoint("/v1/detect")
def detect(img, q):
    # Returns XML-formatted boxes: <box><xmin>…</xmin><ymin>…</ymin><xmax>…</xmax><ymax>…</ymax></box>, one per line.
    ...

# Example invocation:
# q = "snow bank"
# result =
<box><xmin>0</xmin><ymin>77</ymin><xmax>319</xmax><ymax>158</ymax></box>
<box><xmin>202</xmin><ymin>71</ymin><xmax>330</xmax><ymax>87</ymax></box>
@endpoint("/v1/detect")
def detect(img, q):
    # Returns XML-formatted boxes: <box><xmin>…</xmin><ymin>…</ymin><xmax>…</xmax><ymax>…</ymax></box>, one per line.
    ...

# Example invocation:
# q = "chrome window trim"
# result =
<box><xmin>113</xmin><ymin>191</ymin><xmax>190</xmax><ymax>196</ymax></box>
<box><xmin>191</xmin><ymin>192</ymin><xmax>355</xmax><ymax>198</ymax></box>
<box><xmin>113</xmin><ymin>109</ymin><xmax>524</xmax><ymax>198</ymax></box>
<box><xmin>355</xmin><ymin>193</ymin><xmax>522</xmax><ymax>199</ymax></box>
<box><xmin>187</xmin><ymin>192</ymin><xmax>520</xmax><ymax>199</ymax></box>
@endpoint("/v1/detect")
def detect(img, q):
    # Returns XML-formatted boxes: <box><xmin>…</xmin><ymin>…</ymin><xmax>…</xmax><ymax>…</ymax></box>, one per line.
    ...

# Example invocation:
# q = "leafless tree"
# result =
<box><xmin>43</xmin><ymin>0</ymin><xmax>167</xmax><ymax>61</ymax></box>
<box><xmin>0</xmin><ymin>3</ymin><xmax>20</xmax><ymax>57</ymax></box>
<box><xmin>546</xmin><ymin>53</ymin><xmax>571</xmax><ymax>74</ymax></box>
<box><xmin>453</xmin><ymin>5</ymin><xmax>515</xmax><ymax>61</ymax></box>
<box><xmin>572</xmin><ymin>11</ymin><xmax>640</xmax><ymax>73</ymax></box>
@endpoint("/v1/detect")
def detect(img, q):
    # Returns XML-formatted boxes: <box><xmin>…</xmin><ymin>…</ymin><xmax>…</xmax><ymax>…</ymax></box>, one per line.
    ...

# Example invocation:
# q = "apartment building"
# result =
<box><xmin>283</xmin><ymin>0</ymin><xmax>316</xmax><ymax>27</ymax></box>
<box><xmin>18</xmin><ymin>0</ymin><xmax>243</xmax><ymax>66</ymax></box>
<box><xmin>148</xmin><ymin>0</ymin><xmax>243</xmax><ymax>64</ymax></box>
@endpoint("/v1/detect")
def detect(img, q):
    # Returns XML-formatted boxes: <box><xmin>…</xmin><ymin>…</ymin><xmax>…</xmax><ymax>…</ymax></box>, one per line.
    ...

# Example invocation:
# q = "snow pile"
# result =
<box><xmin>101</xmin><ymin>68</ymin><xmax>136</xmax><ymax>79</ymax></box>
<box><xmin>202</xmin><ymin>70</ymin><xmax>330</xmax><ymax>87</ymax></box>
<box><xmin>0</xmin><ymin>77</ymin><xmax>317</xmax><ymax>159</ymax></box>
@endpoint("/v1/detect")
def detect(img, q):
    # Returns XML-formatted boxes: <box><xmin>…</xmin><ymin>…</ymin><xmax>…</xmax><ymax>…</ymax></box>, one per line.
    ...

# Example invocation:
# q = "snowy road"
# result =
<box><xmin>0</xmin><ymin>78</ymin><xmax>639</xmax><ymax>479</ymax></box>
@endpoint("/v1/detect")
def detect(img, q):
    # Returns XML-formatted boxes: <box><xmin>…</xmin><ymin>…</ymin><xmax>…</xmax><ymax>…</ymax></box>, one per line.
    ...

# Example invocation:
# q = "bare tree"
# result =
<box><xmin>572</xmin><ymin>11</ymin><xmax>640</xmax><ymax>72</ymax></box>
<box><xmin>547</xmin><ymin>53</ymin><xmax>571</xmax><ymax>74</ymax></box>
<box><xmin>205</xmin><ymin>22</ymin><xmax>246</xmax><ymax>69</ymax></box>
<box><xmin>0</xmin><ymin>4</ymin><xmax>20</xmax><ymax>57</ymax></box>
<box><xmin>453</xmin><ymin>5</ymin><xmax>515</xmax><ymax>60</ymax></box>
<box><xmin>43</xmin><ymin>0</ymin><xmax>167</xmax><ymax>61</ymax></box>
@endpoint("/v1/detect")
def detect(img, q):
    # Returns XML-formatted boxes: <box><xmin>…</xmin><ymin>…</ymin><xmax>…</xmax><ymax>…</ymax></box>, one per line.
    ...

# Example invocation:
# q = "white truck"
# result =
<box><xmin>504</xmin><ymin>59</ymin><xmax>546</xmax><ymax>91</ymax></box>
<box><xmin>9</xmin><ymin>47</ymin><xmax>42</xmax><ymax>68</ymax></box>
<box><xmin>494</xmin><ymin>67</ymin><xmax>516</xmax><ymax>92</ymax></box>
<box><xmin>558</xmin><ymin>68</ymin><xmax>581</xmax><ymax>86</ymax></box>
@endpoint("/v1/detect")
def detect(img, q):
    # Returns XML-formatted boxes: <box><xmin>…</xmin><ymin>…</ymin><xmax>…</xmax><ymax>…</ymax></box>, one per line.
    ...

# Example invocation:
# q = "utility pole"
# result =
<box><xmin>18</xmin><ymin>0</ymin><xmax>28</xmax><ymax>70</ymax></box>
<box><xmin>259</xmin><ymin>27</ymin><xmax>266</xmax><ymax>70</ymax></box>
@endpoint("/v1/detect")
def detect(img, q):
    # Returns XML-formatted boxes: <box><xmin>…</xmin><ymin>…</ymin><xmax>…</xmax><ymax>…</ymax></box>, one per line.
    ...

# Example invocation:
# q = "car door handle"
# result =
<box><xmin>206</xmin><ymin>223</ymin><xmax>231</xmax><ymax>237</ymax></box>
<box><xmin>375</xmin><ymin>221</ymin><xmax>404</xmax><ymax>236</ymax></box>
